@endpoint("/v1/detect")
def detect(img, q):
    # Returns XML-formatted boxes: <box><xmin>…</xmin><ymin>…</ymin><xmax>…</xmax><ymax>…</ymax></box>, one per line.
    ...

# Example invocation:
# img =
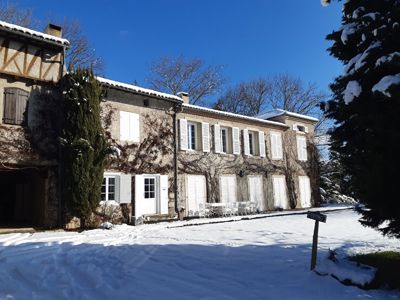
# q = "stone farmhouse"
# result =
<box><xmin>0</xmin><ymin>20</ymin><xmax>320</xmax><ymax>228</ymax></box>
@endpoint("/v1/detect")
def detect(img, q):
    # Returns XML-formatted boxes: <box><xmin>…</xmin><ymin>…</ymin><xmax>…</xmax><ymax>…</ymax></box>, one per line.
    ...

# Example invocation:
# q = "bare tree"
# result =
<box><xmin>213</xmin><ymin>79</ymin><xmax>271</xmax><ymax>116</ymax></box>
<box><xmin>58</xmin><ymin>19</ymin><xmax>104</xmax><ymax>72</ymax></box>
<box><xmin>146</xmin><ymin>55</ymin><xmax>224</xmax><ymax>105</ymax></box>
<box><xmin>215</xmin><ymin>74</ymin><xmax>328</xmax><ymax>134</ymax></box>
<box><xmin>0</xmin><ymin>3</ymin><xmax>103</xmax><ymax>73</ymax></box>
<box><xmin>0</xmin><ymin>2</ymin><xmax>37</xmax><ymax>28</ymax></box>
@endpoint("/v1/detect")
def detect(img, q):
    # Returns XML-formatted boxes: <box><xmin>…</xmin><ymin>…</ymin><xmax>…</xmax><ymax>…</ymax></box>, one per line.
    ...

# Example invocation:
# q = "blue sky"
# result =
<box><xmin>17</xmin><ymin>0</ymin><xmax>343</xmax><ymax>97</ymax></box>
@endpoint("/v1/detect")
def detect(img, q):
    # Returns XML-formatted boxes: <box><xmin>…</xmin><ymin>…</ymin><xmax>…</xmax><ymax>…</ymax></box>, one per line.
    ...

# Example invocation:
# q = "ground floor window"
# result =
<box><xmin>101</xmin><ymin>176</ymin><xmax>117</xmax><ymax>201</ymax></box>
<box><xmin>144</xmin><ymin>177</ymin><xmax>156</xmax><ymax>199</ymax></box>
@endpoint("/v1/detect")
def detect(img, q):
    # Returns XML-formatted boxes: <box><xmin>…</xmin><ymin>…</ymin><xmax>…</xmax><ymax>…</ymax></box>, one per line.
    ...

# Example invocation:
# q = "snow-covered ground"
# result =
<box><xmin>0</xmin><ymin>209</ymin><xmax>399</xmax><ymax>299</ymax></box>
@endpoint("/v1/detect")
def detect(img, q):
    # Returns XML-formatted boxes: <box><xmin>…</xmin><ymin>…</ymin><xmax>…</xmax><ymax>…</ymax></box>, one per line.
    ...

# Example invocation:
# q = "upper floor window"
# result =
<box><xmin>221</xmin><ymin>127</ymin><xmax>228</xmax><ymax>153</ymax></box>
<box><xmin>187</xmin><ymin>122</ymin><xmax>197</xmax><ymax>150</ymax></box>
<box><xmin>244</xmin><ymin>129</ymin><xmax>265</xmax><ymax>157</ymax></box>
<box><xmin>120</xmin><ymin>111</ymin><xmax>140</xmax><ymax>143</ymax></box>
<box><xmin>296</xmin><ymin>135</ymin><xmax>308</xmax><ymax>161</ymax></box>
<box><xmin>248</xmin><ymin>131</ymin><xmax>256</xmax><ymax>155</ymax></box>
<box><xmin>270</xmin><ymin>131</ymin><xmax>283</xmax><ymax>160</ymax></box>
<box><xmin>3</xmin><ymin>88</ymin><xmax>29</xmax><ymax>125</ymax></box>
<box><xmin>180</xmin><ymin>119</ymin><xmax>209</xmax><ymax>152</ymax></box>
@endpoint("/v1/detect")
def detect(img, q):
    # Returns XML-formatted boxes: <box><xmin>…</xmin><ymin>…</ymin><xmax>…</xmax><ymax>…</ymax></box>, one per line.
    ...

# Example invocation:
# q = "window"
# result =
<box><xmin>221</xmin><ymin>128</ymin><xmax>227</xmax><ymax>153</ymax></box>
<box><xmin>3</xmin><ymin>88</ymin><xmax>29</xmax><ymax>125</ymax></box>
<box><xmin>297</xmin><ymin>135</ymin><xmax>308</xmax><ymax>161</ymax></box>
<box><xmin>187</xmin><ymin>122</ymin><xmax>197</xmax><ymax>150</ymax></box>
<box><xmin>248</xmin><ymin>132</ymin><xmax>255</xmax><ymax>155</ymax></box>
<box><xmin>144</xmin><ymin>177</ymin><xmax>156</xmax><ymax>199</ymax></box>
<box><xmin>101</xmin><ymin>176</ymin><xmax>117</xmax><ymax>201</ymax></box>
<box><xmin>270</xmin><ymin>132</ymin><xmax>283</xmax><ymax>160</ymax></box>
<box><xmin>120</xmin><ymin>111</ymin><xmax>140</xmax><ymax>142</ymax></box>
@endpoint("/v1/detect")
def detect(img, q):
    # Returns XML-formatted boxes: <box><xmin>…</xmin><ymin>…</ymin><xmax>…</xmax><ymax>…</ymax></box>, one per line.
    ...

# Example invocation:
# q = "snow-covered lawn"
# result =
<box><xmin>0</xmin><ymin>210</ymin><xmax>399</xmax><ymax>299</ymax></box>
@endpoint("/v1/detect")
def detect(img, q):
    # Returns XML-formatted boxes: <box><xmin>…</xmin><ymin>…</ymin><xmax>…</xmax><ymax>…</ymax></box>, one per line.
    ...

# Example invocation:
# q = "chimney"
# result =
<box><xmin>177</xmin><ymin>92</ymin><xmax>189</xmax><ymax>104</ymax></box>
<box><xmin>44</xmin><ymin>24</ymin><xmax>63</xmax><ymax>38</ymax></box>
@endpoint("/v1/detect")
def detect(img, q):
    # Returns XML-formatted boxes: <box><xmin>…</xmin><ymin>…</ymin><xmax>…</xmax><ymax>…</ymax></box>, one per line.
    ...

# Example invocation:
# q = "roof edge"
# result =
<box><xmin>0</xmin><ymin>20</ymin><xmax>70</xmax><ymax>47</ymax></box>
<box><xmin>257</xmin><ymin>108</ymin><xmax>319</xmax><ymax>122</ymax></box>
<box><xmin>97</xmin><ymin>76</ymin><xmax>183</xmax><ymax>102</ymax></box>
<box><xmin>182</xmin><ymin>104</ymin><xmax>289</xmax><ymax>128</ymax></box>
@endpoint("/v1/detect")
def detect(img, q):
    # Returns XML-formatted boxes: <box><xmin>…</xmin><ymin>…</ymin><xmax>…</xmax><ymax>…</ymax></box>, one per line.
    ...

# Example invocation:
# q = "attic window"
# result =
<box><xmin>297</xmin><ymin>125</ymin><xmax>306</xmax><ymax>133</ymax></box>
<box><xmin>293</xmin><ymin>123</ymin><xmax>308</xmax><ymax>133</ymax></box>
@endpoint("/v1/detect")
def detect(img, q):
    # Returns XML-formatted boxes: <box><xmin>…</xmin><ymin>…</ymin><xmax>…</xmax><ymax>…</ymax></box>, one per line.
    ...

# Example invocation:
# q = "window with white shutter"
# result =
<box><xmin>120</xmin><ymin>111</ymin><xmax>140</xmax><ymax>143</ymax></box>
<box><xmin>214</xmin><ymin>124</ymin><xmax>221</xmax><ymax>153</ymax></box>
<box><xmin>272</xmin><ymin>175</ymin><xmax>288</xmax><ymax>209</ymax></box>
<box><xmin>298</xmin><ymin>176</ymin><xmax>311</xmax><ymax>208</ymax></box>
<box><xmin>271</xmin><ymin>132</ymin><xmax>283</xmax><ymax>160</ymax></box>
<box><xmin>232</xmin><ymin>127</ymin><xmax>240</xmax><ymax>155</ymax></box>
<box><xmin>259</xmin><ymin>131</ymin><xmax>266</xmax><ymax>157</ymax></box>
<box><xmin>243</xmin><ymin>129</ymin><xmax>250</xmax><ymax>155</ymax></box>
<box><xmin>220</xmin><ymin>175</ymin><xmax>237</xmax><ymax>203</ymax></box>
<box><xmin>202</xmin><ymin>122</ymin><xmax>210</xmax><ymax>152</ymax></box>
<box><xmin>179</xmin><ymin>119</ymin><xmax>188</xmax><ymax>150</ymax></box>
<box><xmin>187</xmin><ymin>122</ymin><xmax>197</xmax><ymax>150</ymax></box>
<box><xmin>296</xmin><ymin>135</ymin><xmax>307</xmax><ymax>161</ymax></box>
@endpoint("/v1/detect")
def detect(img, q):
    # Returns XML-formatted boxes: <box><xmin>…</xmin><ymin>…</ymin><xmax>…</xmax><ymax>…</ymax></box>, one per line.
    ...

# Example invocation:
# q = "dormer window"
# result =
<box><xmin>293</xmin><ymin>123</ymin><xmax>308</xmax><ymax>133</ymax></box>
<box><xmin>297</xmin><ymin>125</ymin><xmax>306</xmax><ymax>133</ymax></box>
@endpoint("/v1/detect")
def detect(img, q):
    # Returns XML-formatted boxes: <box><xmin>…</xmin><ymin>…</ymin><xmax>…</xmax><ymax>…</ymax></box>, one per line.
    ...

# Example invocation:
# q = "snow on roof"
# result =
<box><xmin>0</xmin><ymin>20</ymin><xmax>69</xmax><ymax>47</ymax></box>
<box><xmin>97</xmin><ymin>77</ymin><xmax>183</xmax><ymax>102</ymax></box>
<box><xmin>182</xmin><ymin>103</ymin><xmax>288</xmax><ymax>128</ymax></box>
<box><xmin>257</xmin><ymin>108</ymin><xmax>319</xmax><ymax>122</ymax></box>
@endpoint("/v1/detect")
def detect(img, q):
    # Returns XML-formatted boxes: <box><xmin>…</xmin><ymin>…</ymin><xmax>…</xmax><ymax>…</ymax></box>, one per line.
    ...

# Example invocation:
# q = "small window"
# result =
<box><xmin>297</xmin><ymin>125</ymin><xmax>306</xmax><ymax>133</ymax></box>
<box><xmin>3</xmin><ymin>88</ymin><xmax>29</xmax><ymax>125</ymax></box>
<box><xmin>187</xmin><ymin>122</ymin><xmax>197</xmax><ymax>150</ymax></box>
<box><xmin>101</xmin><ymin>175</ymin><xmax>117</xmax><ymax>201</ymax></box>
<box><xmin>221</xmin><ymin>128</ymin><xmax>227</xmax><ymax>153</ymax></box>
<box><xmin>249</xmin><ymin>132</ymin><xmax>255</xmax><ymax>155</ymax></box>
<box><xmin>144</xmin><ymin>177</ymin><xmax>156</xmax><ymax>199</ymax></box>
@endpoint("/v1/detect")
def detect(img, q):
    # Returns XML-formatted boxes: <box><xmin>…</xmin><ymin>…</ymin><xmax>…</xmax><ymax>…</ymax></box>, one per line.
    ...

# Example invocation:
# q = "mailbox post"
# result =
<box><xmin>307</xmin><ymin>211</ymin><xmax>327</xmax><ymax>271</ymax></box>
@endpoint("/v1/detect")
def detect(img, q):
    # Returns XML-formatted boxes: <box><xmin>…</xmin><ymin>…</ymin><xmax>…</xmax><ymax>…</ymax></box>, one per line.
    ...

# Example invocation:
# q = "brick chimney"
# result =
<box><xmin>44</xmin><ymin>24</ymin><xmax>63</xmax><ymax>38</ymax></box>
<box><xmin>177</xmin><ymin>92</ymin><xmax>189</xmax><ymax>104</ymax></box>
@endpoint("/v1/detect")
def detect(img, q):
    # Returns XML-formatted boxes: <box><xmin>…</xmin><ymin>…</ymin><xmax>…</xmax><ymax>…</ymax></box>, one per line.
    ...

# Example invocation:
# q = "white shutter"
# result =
<box><xmin>134</xmin><ymin>175</ymin><xmax>144</xmax><ymax>217</ymax></box>
<box><xmin>214</xmin><ymin>124</ymin><xmax>221</xmax><ymax>153</ymax></box>
<box><xmin>259</xmin><ymin>131</ymin><xmax>266</xmax><ymax>157</ymax></box>
<box><xmin>220</xmin><ymin>175</ymin><xmax>236</xmax><ymax>203</ymax></box>
<box><xmin>243</xmin><ymin>129</ymin><xmax>250</xmax><ymax>156</ymax></box>
<box><xmin>179</xmin><ymin>119</ymin><xmax>188</xmax><ymax>150</ymax></box>
<box><xmin>297</xmin><ymin>136</ymin><xmax>307</xmax><ymax>161</ymax></box>
<box><xmin>271</xmin><ymin>132</ymin><xmax>283</xmax><ymax>160</ymax></box>
<box><xmin>130</xmin><ymin>113</ymin><xmax>140</xmax><ymax>143</ymax></box>
<box><xmin>119</xmin><ymin>111</ymin><xmax>130</xmax><ymax>141</ymax></box>
<box><xmin>273</xmin><ymin>176</ymin><xmax>288</xmax><ymax>209</ymax></box>
<box><xmin>299</xmin><ymin>176</ymin><xmax>311</xmax><ymax>208</ymax></box>
<box><xmin>232</xmin><ymin>127</ymin><xmax>240</xmax><ymax>155</ymax></box>
<box><xmin>292</xmin><ymin>124</ymin><xmax>298</xmax><ymax>131</ymax></box>
<box><xmin>304</xmin><ymin>126</ymin><xmax>309</xmax><ymax>133</ymax></box>
<box><xmin>119</xmin><ymin>174</ymin><xmax>132</xmax><ymax>204</ymax></box>
<box><xmin>159</xmin><ymin>175</ymin><xmax>169</xmax><ymax>214</ymax></box>
<box><xmin>202</xmin><ymin>122</ymin><xmax>210</xmax><ymax>152</ymax></box>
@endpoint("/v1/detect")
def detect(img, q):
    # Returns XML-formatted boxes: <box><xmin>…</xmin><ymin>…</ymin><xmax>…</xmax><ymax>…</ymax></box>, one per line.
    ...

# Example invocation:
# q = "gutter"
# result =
<box><xmin>173</xmin><ymin>102</ymin><xmax>183</xmax><ymax>216</ymax></box>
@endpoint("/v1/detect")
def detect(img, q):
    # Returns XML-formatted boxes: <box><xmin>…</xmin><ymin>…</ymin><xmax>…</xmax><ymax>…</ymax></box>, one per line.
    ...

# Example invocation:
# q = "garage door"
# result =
<box><xmin>299</xmin><ymin>176</ymin><xmax>311</xmax><ymax>208</ymax></box>
<box><xmin>220</xmin><ymin>175</ymin><xmax>237</xmax><ymax>203</ymax></box>
<box><xmin>272</xmin><ymin>175</ymin><xmax>289</xmax><ymax>209</ymax></box>
<box><xmin>248</xmin><ymin>176</ymin><xmax>265</xmax><ymax>211</ymax></box>
<box><xmin>187</xmin><ymin>175</ymin><xmax>207</xmax><ymax>216</ymax></box>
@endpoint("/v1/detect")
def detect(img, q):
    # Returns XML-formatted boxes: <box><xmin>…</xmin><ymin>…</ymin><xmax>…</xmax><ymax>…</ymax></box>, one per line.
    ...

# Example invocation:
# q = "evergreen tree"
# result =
<box><xmin>60</xmin><ymin>68</ymin><xmax>109</xmax><ymax>228</ymax></box>
<box><xmin>325</xmin><ymin>0</ymin><xmax>400</xmax><ymax>237</ymax></box>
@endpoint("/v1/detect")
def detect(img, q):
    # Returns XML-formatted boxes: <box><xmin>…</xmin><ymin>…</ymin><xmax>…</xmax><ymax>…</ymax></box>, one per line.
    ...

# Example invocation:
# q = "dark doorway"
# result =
<box><xmin>0</xmin><ymin>168</ymin><xmax>46</xmax><ymax>227</ymax></box>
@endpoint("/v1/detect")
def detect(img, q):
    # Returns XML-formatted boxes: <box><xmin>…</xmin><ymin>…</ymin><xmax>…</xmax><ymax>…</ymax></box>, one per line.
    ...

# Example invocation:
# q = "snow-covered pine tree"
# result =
<box><xmin>60</xmin><ymin>68</ymin><xmax>110</xmax><ymax>228</ymax></box>
<box><xmin>325</xmin><ymin>0</ymin><xmax>400</xmax><ymax>237</ymax></box>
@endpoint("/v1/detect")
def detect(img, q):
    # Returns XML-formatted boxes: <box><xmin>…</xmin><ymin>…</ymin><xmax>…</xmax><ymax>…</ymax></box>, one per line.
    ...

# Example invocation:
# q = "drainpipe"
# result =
<box><xmin>173</xmin><ymin>102</ymin><xmax>183</xmax><ymax>216</ymax></box>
